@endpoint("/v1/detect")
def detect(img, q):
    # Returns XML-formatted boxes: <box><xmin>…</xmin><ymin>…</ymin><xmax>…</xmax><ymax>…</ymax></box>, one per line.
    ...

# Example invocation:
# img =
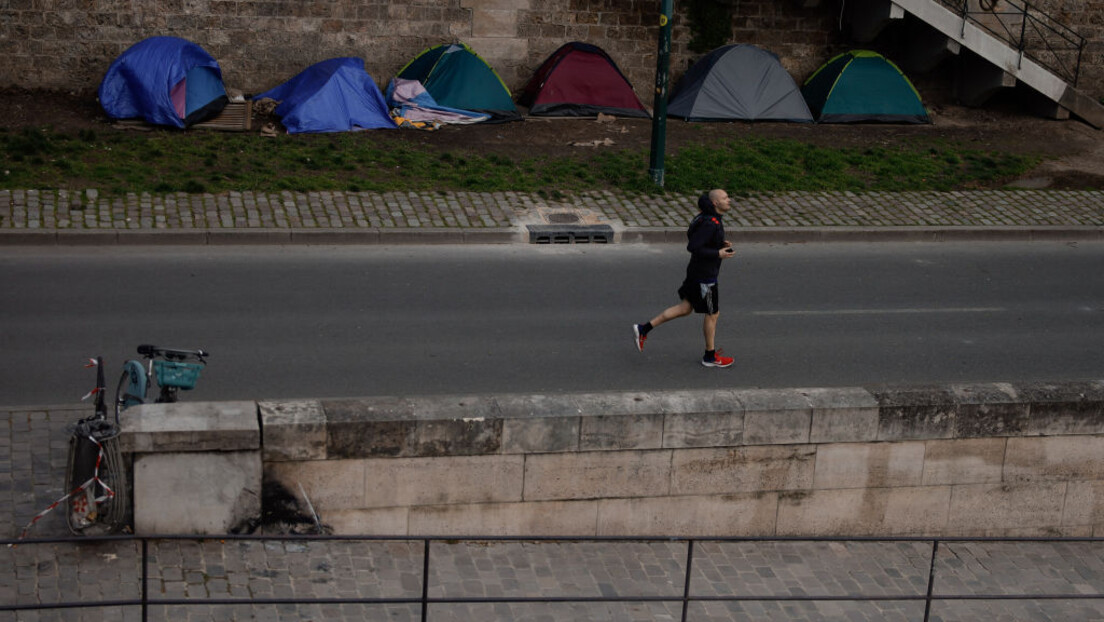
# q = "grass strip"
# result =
<box><xmin>0</xmin><ymin>127</ymin><xmax>1039</xmax><ymax>197</ymax></box>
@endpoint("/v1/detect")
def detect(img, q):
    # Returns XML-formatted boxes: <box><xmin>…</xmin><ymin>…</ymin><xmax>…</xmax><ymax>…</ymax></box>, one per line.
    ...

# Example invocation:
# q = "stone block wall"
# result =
<box><xmin>121</xmin><ymin>401</ymin><xmax>262</xmax><ymax>534</ymax></box>
<box><xmin>4</xmin><ymin>0</ymin><xmax>1098</xmax><ymax>102</ymax></box>
<box><xmin>1030</xmin><ymin>0</ymin><xmax>1104</xmax><ymax>94</ymax></box>
<box><xmin>259</xmin><ymin>382</ymin><xmax>1104</xmax><ymax>538</ymax></box>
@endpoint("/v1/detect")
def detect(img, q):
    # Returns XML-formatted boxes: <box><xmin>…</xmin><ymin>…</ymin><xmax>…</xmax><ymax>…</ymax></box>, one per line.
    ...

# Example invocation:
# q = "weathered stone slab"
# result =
<box><xmin>663</xmin><ymin>411</ymin><xmax>744</xmax><ymax>448</ymax></box>
<box><xmin>471</xmin><ymin>8</ymin><xmax>518</xmax><ymax>37</ymax></box>
<box><xmin>462</xmin><ymin>37</ymin><xmax>528</xmax><ymax>62</ymax></box>
<box><xmin>566</xmin><ymin>392</ymin><xmax>665</xmax><ymax>450</ymax></box>
<box><xmin>776</xmin><ymin>487</ymin><xmax>951</xmax><ymax>536</ymax></box>
<box><xmin>1064</xmin><ymin>481</ymin><xmax>1104</xmax><ymax>534</ymax></box>
<box><xmin>737</xmin><ymin>388</ymin><xmax>812</xmax><ymax>445</ymax></box>
<box><xmin>1004</xmin><ymin>436</ymin><xmax>1104</xmax><ymax>482</ymax></box>
<box><xmin>921</xmin><ymin>438</ymin><xmax>1006</xmax><ymax>486</ymax></box>
<box><xmin>460</xmin><ymin>0</ymin><xmax>532</xmax><ymax>10</ymax></box>
<box><xmin>670</xmin><ymin>445</ymin><xmax>814</xmax><ymax>495</ymax></box>
<box><xmin>501</xmin><ymin>415</ymin><xmax>579</xmax><ymax>454</ymax></box>
<box><xmin>1019</xmin><ymin>381</ymin><xmax>1104</xmax><ymax>436</ymax></box>
<box><xmin>323</xmin><ymin>396</ymin><xmax>416</xmax><ymax>421</ymax></box>
<box><xmin>947</xmin><ymin>482</ymin><xmax>1068</xmax><ymax>535</ymax></box>
<box><xmin>267</xmin><ymin>459</ymin><xmax>366</xmax><ymax>511</ymax></box>
<box><xmin>596</xmin><ymin>493</ymin><xmax>778</xmax><ymax>537</ymax></box>
<box><xmin>134</xmin><ymin>450</ymin><xmax>261</xmax><ymax>534</ymax></box>
<box><xmin>1063</xmin><ymin>481</ymin><xmax>1104</xmax><ymax>530</ymax></box>
<box><xmin>121</xmin><ymin>401</ymin><xmax>259</xmax><ymax>453</ymax></box>
<box><xmin>806</xmin><ymin>387</ymin><xmax>880</xmax><ymax>443</ymax></box>
<box><xmin>409</xmin><ymin>394</ymin><xmax>502</xmax><ymax>421</ymax></box>
<box><xmin>579</xmin><ymin>413</ymin><xmax>664</xmax><ymax>450</ymax></box>
<box><xmin>322</xmin><ymin>397</ymin><xmax>415</xmax><ymax>458</ymax></box>
<box><xmin>813</xmin><ymin>442</ymin><xmax>925</xmax><ymax>490</ymax></box>
<box><xmin>359</xmin><ymin>455</ymin><xmax>524</xmax><ymax>509</ymax></box>
<box><xmin>652</xmin><ymin>389</ymin><xmax>742</xmax><ymax>416</ymax></box>
<box><xmin>409</xmin><ymin>500</ymin><xmax>598</xmax><ymax>536</ymax></box>
<box><xmin>494</xmin><ymin>393</ymin><xmax>582</xmax><ymax>419</ymax></box>
<box><xmin>259</xmin><ymin>400</ymin><xmax>327</xmax><ymax>462</ymax></box>
<box><xmin>871</xmin><ymin>386</ymin><xmax>957</xmax><ymax>441</ymax></box>
<box><xmin>572</xmin><ymin>391</ymin><xmax>666</xmax><ymax>417</ymax></box>
<box><xmin>951</xmin><ymin>383</ymin><xmax>1029</xmax><ymax>437</ymax></box>
<box><xmin>655</xmin><ymin>389</ymin><xmax>744</xmax><ymax>448</ymax></box>
<box><xmin>409</xmin><ymin>417</ymin><xmax>503</xmax><ymax>456</ymax></box>
<box><xmin>323</xmin><ymin>507</ymin><xmax>409</xmax><ymax>535</ymax></box>
<box><xmin>523</xmin><ymin>450</ymin><xmax>671</xmax><ymax>501</ymax></box>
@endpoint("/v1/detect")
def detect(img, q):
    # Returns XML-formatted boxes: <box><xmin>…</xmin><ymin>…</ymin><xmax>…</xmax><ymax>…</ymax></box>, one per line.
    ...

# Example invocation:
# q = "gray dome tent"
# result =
<box><xmin>669</xmin><ymin>44</ymin><xmax>812</xmax><ymax>122</ymax></box>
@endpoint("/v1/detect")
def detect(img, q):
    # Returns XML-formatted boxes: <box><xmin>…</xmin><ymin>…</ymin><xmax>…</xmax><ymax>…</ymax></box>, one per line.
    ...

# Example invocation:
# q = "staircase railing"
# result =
<box><xmin>938</xmin><ymin>0</ymin><xmax>1085</xmax><ymax>85</ymax></box>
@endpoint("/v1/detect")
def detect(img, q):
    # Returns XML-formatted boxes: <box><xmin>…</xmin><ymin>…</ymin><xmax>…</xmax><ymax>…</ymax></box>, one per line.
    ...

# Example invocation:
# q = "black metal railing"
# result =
<box><xmin>3</xmin><ymin>534</ymin><xmax>1102</xmax><ymax>621</ymax></box>
<box><xmin>938</xmin><ymin>0</ymin><xmax>1085</xmax><ymax>85</ymax></box>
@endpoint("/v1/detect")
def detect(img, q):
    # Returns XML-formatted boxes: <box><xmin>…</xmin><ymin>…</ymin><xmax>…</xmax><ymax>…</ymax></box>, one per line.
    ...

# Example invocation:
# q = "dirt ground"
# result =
<box><xmin>2</xmin><ymin>87</ymin><xmax>1101</xmax><ymax>189</ymax></box>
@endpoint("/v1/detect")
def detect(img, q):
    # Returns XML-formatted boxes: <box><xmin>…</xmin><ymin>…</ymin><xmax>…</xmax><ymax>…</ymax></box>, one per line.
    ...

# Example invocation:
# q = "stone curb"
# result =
<box><xmin>244</xmin><ymin>380</ymin><xmax>1104</xmax><ymax>462</ymax></box>
<box><xmin>0</xmin><ymin>226</ymin><xmax>1101</xmax><ymax>246</ymax></box>
<box><xmin>102</xmin><ymin>379</ymin><xmax>1104</xmax><ymax>463</ymax></box>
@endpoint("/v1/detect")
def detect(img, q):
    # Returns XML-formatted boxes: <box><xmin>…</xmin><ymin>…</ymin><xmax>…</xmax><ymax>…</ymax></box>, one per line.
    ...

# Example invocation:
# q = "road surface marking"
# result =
<box><xmin>753</xmin><ymin>307</ymin><xmax>1006</xmax><ymax>317</ymax></box>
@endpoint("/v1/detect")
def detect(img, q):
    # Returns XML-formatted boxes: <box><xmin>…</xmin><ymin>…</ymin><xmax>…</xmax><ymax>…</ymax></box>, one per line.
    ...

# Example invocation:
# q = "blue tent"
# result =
<box><xmin>99</xmin><ymin>37</ymin><xmax>228</xmax><ymax>128</ymax></box>
<box><xmin>254</xmin><ymin>58</ymin><xmax>396</xmax><ymax>133</ymax></box>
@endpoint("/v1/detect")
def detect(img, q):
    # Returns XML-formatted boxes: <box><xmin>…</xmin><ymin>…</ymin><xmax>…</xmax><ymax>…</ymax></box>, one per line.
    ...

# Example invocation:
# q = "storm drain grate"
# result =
<box><xmin>527</xmin><ymin>224</ymin><xmax>613</xmax><ymax>244</ymax></box>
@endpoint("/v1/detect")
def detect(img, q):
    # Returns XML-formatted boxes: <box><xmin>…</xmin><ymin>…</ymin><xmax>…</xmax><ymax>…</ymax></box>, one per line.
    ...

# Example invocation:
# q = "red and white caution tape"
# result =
<box><xmin>12</xmin><ymin>434</ymin><xmax>115</xmax><ymax>543</ymax></box>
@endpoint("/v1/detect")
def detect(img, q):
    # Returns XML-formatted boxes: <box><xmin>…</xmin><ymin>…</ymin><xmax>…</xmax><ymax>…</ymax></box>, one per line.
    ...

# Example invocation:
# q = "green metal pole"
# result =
<box><xmin>648</xmin><ymin>0</ymin><xmax>674</xmax><ymax>188</ymax></box>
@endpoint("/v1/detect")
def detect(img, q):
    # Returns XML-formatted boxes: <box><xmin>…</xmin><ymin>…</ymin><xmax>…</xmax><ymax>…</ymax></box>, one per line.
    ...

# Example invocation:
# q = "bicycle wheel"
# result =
<box><xmin>65</xmin><ymin>419</ymin><xmax>128</xmax><ymax>535</ymax></box>
<box><xmin>64</xmin><ymin>428</ymin><xmax>99</xmax><ymax>533</ymax></box>
<box><xmin>94</xmin><ymin>426</ymin><xmax>128</xmax><ymax>533</ymax></box>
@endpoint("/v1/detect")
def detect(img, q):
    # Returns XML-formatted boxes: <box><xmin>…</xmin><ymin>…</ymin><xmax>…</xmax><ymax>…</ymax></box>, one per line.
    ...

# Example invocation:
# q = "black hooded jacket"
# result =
<box><xmin>684</xmin><ymin>193</ymin><xmax>726</xmax><ymax>283</ymax></box>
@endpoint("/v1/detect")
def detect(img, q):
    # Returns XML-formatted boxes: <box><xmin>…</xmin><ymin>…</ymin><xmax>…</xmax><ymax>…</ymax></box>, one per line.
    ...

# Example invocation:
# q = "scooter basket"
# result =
<box><xmin>153</xmin><ymin>360</ymin><xmax>204</xmax><ymax>390</ymax></box>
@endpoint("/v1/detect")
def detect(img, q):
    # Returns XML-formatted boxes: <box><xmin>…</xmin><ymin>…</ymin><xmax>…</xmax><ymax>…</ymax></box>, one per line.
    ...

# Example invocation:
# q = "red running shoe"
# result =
<box><xmin>702</xmin><ymin>349</ymin><xmax>734</xmax><ymax>368</ymax></box>
<box><xmin>633</xmin><ymin>324</ymin><xmax>647</xmax><ymax>352</ymax></box>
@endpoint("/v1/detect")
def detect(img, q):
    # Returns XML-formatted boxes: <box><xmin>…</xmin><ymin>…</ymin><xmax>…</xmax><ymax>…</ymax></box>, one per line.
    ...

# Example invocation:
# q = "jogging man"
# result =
<box><xmin>633</xmin><ymin>189</ymin><xmax>736</xmax><ymax>368</ymax></box>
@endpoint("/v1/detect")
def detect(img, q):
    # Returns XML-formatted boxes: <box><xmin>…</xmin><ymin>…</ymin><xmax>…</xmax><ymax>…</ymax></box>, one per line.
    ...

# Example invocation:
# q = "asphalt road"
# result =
<box><xmin>1</xmin><ymin>241</ymin><xmax>1102</xmax><ymax>407</ymax></box>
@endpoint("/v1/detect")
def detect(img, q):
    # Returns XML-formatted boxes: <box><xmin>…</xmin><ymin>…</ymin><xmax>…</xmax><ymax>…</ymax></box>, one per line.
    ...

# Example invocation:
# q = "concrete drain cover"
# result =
<box><xmin>547</xmin><ymin>212</ymin><xmax>581</xmax><ymax>224</ymax></box>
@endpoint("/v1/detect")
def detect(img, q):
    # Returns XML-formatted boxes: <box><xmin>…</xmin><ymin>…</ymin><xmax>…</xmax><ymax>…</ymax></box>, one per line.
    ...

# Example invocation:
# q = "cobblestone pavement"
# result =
<box><xmin>1</xmin><ymin>188</ymin><xmax>1103</xmax><ymax>235</ymax></box>
<box><xmin>4</xmin><ymin>407</ymin><xmax>1103</xmax><ymax>621</ymax></box>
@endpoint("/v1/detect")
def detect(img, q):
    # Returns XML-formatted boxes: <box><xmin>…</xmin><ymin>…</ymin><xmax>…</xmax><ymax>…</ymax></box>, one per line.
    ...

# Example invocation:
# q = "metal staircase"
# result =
<box><xmin>839</xmin><ymin>0</ymin><xmax>1104</xmax><ymax>127</ymax></box>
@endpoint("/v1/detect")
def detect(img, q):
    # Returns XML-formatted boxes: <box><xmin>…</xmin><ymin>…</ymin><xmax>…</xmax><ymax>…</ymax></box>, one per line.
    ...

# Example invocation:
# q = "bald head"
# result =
<box><xmin>708</xmin><ymin>189</ymin><xmax>731</xmax><ymax>214</ymax></box>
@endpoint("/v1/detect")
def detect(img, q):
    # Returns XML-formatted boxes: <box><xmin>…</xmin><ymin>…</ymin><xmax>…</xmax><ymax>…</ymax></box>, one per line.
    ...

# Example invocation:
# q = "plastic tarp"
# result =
<box><xmin>669</xmin><ymin>44</ymin><xmax>812</xmax><ymax>122</ymax></box>
<box><xmin>518</xmin><ymin>42</ymin><xmax>649</xmax><ymax>118</ymax></box>
<box><xmin>802</xmin><ymin>50</ymin><xmax>930</xmax><ymax>124</ymax></box>
<box><xmin>99</xmin><ymin>36</ymin><xmax>228</xmax><ymax>128</ymax></box>
<box><xmin>386</xmin><ymin>78</ymin><xmax>489</xmax><ymax>124</ymax></box>
<box><xmin>253</xmin><ymin>58</ymin><xmax>396</xmax><ymax>133</ymax></box>
<box><xmin>396</xmin><ymin>43</ymin><xmax>519</xmax><ymax>123</ymax></box>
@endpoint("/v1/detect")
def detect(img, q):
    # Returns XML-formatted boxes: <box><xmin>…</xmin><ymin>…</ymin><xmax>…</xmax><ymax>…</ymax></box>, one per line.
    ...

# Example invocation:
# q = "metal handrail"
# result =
<box><xmin>938</xmin><ymin>0</ymin><xmax>1085</xmax><ymax>85</ymax></box>
<box><xmin>4</xmin><ymin>534</ymin><xmax>1103</xmax><ymax>622</ymax></box>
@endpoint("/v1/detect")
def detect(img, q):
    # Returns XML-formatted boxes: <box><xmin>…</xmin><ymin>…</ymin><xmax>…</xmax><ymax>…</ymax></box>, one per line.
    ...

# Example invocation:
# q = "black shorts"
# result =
<box><xmin>678</xmin><ymin>280</ymin><xmax>719</xmax><ymax>314</ymax></box>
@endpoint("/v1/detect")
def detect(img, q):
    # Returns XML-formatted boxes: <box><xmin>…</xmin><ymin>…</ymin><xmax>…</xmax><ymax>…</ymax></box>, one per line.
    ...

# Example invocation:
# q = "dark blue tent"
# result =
<box><xmin>99</xmin><ymin>37</ymin><xmax>228</xmax><ymax>128</ymax></box>
<box><xmin>254</xmin><ymin>58</ymin><xmax>396</xmax><ymax>133</ymax></box>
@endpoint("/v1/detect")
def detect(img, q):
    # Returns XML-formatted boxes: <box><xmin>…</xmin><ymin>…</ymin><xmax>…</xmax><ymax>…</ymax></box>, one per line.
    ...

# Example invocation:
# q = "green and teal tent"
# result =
<box><xmin>396</xmin><ymin>43</ymin><xmax>520</xmax><ymax>122</ymax></box>
<box><xmin>801</xmin><ymin>50</ymin><xmax>930</xmax><ymax>124</ymax></box>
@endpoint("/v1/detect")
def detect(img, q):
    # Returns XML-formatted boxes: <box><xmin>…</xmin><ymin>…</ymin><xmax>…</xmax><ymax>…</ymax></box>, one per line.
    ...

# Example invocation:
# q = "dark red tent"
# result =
<box><xmin>518</xmin><ymin>42</ymin><xmax>649</xmax><ymax>118</ymax></box>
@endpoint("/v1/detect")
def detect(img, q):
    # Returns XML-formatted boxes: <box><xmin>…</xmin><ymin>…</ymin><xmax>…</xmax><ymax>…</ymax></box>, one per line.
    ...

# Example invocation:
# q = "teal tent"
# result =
<box><xmin>396</xmin><ymin>43</ymin><xmax>520</xmax><ymax>122</ymax></box>
<box><xmin>802</xmin><ymin>50</ymin><xmax>930</xmax><ymax>124</ymax></box>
